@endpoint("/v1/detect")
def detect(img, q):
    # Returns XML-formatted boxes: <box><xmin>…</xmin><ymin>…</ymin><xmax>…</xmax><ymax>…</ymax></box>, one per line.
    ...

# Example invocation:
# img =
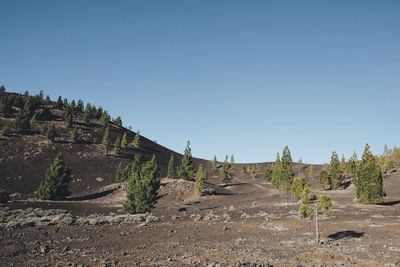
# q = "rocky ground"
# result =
<box><xmin>1</xmin><ymin>172</ymin><xmax>400</xmax><ymax>266</ymax></box>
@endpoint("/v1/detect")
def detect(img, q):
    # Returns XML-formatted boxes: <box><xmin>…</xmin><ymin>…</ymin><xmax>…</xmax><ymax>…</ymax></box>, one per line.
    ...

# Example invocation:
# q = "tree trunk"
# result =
<box><xmin>315</xmin><ymin>206</ymin><xmax>320</xmax><ymax>245</ymax></box>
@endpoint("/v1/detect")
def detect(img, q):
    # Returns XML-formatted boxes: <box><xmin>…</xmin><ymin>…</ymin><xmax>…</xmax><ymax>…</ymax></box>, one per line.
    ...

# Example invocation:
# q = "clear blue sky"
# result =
<box><xmin>1</xmin><ymin>0</ymin><xmax>399</xmax><ymax>163</ymax></box>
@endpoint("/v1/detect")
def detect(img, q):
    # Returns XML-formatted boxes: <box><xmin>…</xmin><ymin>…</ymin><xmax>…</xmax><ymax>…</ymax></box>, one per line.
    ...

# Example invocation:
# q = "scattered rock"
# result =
<box><xmin>0</xmin><ymin>208</ymin><xmax>159</xmax><ymax>229</ymax></box>
<box><xmin>240</xmin><ymin>213</ymin><xmax>251</xmax><ymax>219</ymax></box>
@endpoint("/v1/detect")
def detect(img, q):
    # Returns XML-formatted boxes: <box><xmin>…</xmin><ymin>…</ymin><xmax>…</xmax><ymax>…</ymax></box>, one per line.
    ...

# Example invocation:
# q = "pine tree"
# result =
<box><xmin>84</xmin><ymin>104</ymin><xmax>93</xmax><ymax>124</ymax></box>
<box><xmin>131</xmin><ymin>153</ymin><xmax>141</xmax><ymax>174</ymax></box>
<box><xmin>114</xmin><ymin>136</ymin><xmax>121</xmax><ymax>154</ymax></box>
<box><xmin>124</xmin><ymin>166</ymin><xmax>141</xmax><ymax>213</ymax></box>
<box><xmin>133</xmin><ymin>131</ymin><xmax>141</xmax><ymax>146</ymax></box>
<box><xmin>63</xmin><ymin>98</ymin><xmax>69</xmax><ymax>108</ymax></box>
<box><xmin>167</xmin><ymin>154</ymin><xmax>176</xmax><ymax>178</ymax></box>
<box><xmin>69</xmin><ymin>128</ymin><xmax>78</xmax><ymax>142</ymax></box>
<box><xmin>299</xmin><ymin>189</ymin><xmax>332</xmax><ymax>245</ymax></box>
<box><xmin>76</xmin><ymin>100</ymin><xmax>84</xmax><ymax>112</ymax></box>
<box><xmin>42</xmin><ymin>123</ymin><xmax>56</xmax><ymax>141</ymax></box>
<box><xmin>115</xmin><ymin>162</ymin><xmax>125</xmax><ymax>182</ymax></box>
<box><xmin>281</xmin><ymin>146</ymin><xmax>293</xmax><ymax>202</ymax></box>
<box><xmin>13</xmin><ymin>95</ymin><xmax>24</xmax><ymax>109</ymax></box>
<box><xmin>23</xmin><ymin>97</ymin><xmax>36</xmax><ymax>118</ymax></box>
<box><xmin>121</xmin><ymin>132</ymin><xmax>128</xmax><ymax>148</ymax></box>
<box><xmin>347</xmin><ymin>156</ymin><xmax>357</xmax><ymax>178</ymax></box>
<box><xmin>0</xmin><ymin>98</ymin><xmax>12</xmax><ymax>117</ymax></box>
<box><xmin>211</xmin><ymin>156</ymin><xmax>219</xmax><ymax>176</ymax></box>
<box><xmin>250</xmin><ymin>164</ymin><xmax>257</xmax><ymax>178</ymax></box>
<box><xmin>328</xmin><ymin>152</ymin><xmax>343</xmax><ymax>190</ymax></box>
<box><xmin>70</xmin><ymin>100</ymin><xmax>76</xmax><ymax>110</ymax></box>
<box><xmin>102</xmin><ymin>126</ymin><xmax>110</xmax><ymax>155</ymax></box>
<box><xmin>64</xmin><ymin>108</ymin><xmax>73</xmax><ymax>128</ymax></box>
<box><xmin>124</xmin><ymin>155</ymin><xmax>160</xmax><ymax>213</ymax></box>
<box><xmin>220</xmin><ymin>155</ymin><xmax>233</xmax><ymax>185</ymax></box>
<box><xmin>307</xmin><ymin>165</ymin><xmax>315</xmax><ymax>179</ymax></box>
<box><xmin>100</xmin><ymin>111</ymin><xmax>110</xmax><ymax>126</ymax></box>
<box><xmin>37</xmin><ymin>90</ymin><xmax>44</xmax><ymax>101</ymax></box>
<box><xmin>229</xmin><ymin>154</ymin><xmax>235</xmax><ymax>178</ymax></box>
<box><xmin>114</xmin><ymin>116</ymin><xmax>122</xmax><ymax>126</ymax></box>
<box><xmin>355</xmin><ymin>144</ymin><xmax>384</xmax><ymax>204</ymax></box>
<box><xmin>178</xmin><ymin>141</ymin><xmax>196</xmax><ymax>181</ymax></box>
<box><xmin>340</xmin><ymin>154</ymin><xmax>347</xmax><ymax>176</ymax></box>
<box><xmin>263</xmin><ymin>165</ymin><xmax>273</xmax><ymax>182</ymax></box>
<box><xmin>30</xmin><ymin>113</ymin><xmax>37</xmax><ymax>124</ymax></box>
<box><xmin>38</xmin><ymin>153</ymin><xmax>71</xmax><ymax>200</ymax></box>
<box><xmin>115</xmin><ymin>154</ymin><xmax>141</xmax><ymax>183</ymax></box>
<box><xmin>319</xmin><ymin>167</ymin><xmax>330</xmax><ymax>190</ymax></box>
<box><xmin>291</xmin><ymin>174</ymin><xmax>307</xmax><ymax>200</ymax></box>
<box><xmin>95</xmin><ymin>106</ymin><xmax>103</xmax><ymax>119</ymax></box>
<box><xmin>195</xmin><ymin>165</ymin><xmax>207</xmax><ymax>196</ymax></box>
<box><xmin>0</xmin><ymin>85</ymin><xmax>5</xmax><ymax>94</ymax></box>
<box><xmin>14</xmin><ymin>110</ymin><xmax>31</xmax><ymax>133</ymax></box>
<box><xmin>271</xmin><ymin>153</ymin><xmax>283</xmax><ymax>189</ymax></box>
<box><xmin>141</xmin><ymin>155</ymin><xmax>160</xmax><ymax>204</ymax></box>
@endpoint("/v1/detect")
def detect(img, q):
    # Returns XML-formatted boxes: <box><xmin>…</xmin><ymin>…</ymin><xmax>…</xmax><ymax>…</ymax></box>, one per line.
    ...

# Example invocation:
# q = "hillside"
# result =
<box><xmin>0</xmin><ymin>90</ymin><xmax>183</xmax><ymax>198</ymax></box>
<box><xmin>2</xmin><ymin>89</ymin><xmax>400</xmax><ymax>266</ymax></box>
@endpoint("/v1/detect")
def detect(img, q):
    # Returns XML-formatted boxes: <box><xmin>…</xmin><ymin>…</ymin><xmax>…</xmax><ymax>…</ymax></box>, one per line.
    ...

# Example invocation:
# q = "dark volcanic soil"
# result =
<box><xmin>1</xmin><ymin>171</ymin><xmax>400</xmax><ymax>266</ymax></box>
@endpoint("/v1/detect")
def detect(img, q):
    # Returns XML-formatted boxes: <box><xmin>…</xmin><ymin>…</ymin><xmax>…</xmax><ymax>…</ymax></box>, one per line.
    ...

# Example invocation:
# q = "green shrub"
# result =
<box><xmin>38</xmin><ymin>153</ymin><xmax>71</xmax><ymax>200</ymax></box>
<box><xmin>124</xmin><ymin>155</ymin><xmax>160</xmax><ymax>213</ymax></box>
<box><xmin>291</xmin><ymin>174</ymin><xmax>307</xmax><ymax>200</ymax></box>
<box><xmin>195</xmin><ymin>165</ymin><xmax>207</xmax><ymax>196</ymax></box>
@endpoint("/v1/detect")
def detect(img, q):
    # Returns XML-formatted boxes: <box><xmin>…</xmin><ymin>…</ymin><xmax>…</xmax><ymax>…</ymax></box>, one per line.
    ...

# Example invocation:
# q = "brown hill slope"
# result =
<box><xmin>0</xmin><ymin>91</ymin><xmax>182</xmax><ymax>197</ymax></box>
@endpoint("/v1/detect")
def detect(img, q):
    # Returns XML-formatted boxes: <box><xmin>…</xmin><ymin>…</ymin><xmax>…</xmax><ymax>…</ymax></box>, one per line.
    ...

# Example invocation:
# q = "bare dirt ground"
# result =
<box><xmin>1</xmin><ymin>169</ymin><xmax>400</xmax><ymax>267</ymax></box>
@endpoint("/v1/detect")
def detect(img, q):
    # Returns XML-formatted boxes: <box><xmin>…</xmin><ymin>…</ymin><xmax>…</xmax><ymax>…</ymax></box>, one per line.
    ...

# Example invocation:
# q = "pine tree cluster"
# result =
<box><xmin>355</xmin><ymin>144</ymin><xmax>385</xmax><ymax>204</ymax></box>
<box><xmin>123</xmin><ymin>155</ymin><xmax>160</xmax><ymax>213</ymax></box>
<box><xmin>38</xmin><ymin>153</ymin><xmax>71</xmax><ymax>200</ymax></box>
